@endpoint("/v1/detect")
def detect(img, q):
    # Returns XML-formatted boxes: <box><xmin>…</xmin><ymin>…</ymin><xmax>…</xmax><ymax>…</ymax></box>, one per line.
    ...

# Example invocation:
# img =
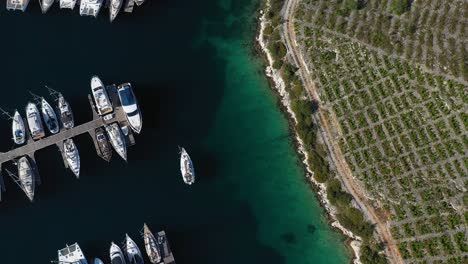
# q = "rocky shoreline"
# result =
<box><xmin>255</xmin><ymin>2</ymin><xmax>363</xmax><ymax>263</ymax></box>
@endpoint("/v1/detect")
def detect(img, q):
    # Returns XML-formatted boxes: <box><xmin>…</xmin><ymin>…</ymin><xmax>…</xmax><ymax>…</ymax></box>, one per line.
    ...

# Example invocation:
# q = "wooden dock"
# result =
<box><xmin>0</xmin><ymin>85</ymin><xmax>136</xmax><ymax>200</ymax></box>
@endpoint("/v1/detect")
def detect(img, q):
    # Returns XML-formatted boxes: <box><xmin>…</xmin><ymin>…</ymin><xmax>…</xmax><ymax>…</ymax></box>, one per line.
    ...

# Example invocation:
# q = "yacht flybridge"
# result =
<box><xmin>6</xmin><ymin>0</ymin><xmax>30</xmax><ymax>11</ymax></box>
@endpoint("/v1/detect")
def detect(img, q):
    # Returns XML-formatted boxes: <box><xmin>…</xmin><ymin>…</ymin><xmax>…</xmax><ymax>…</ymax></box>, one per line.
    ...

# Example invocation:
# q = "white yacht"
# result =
<box><xmin>58</xmin><ymin>243</ymin><xmax>88</xmax><ymax>264</ymax></box>
<box><xmin>26</xmin><ymin>102</ymin><xmax>45</xmax><ymax>140</ymax></box>
<box><xmin>126</xmin><ymin>234</ymin><xmax>144</xmax><ymax>264</ymax></box>
<box><xmin>40</xmin><ymin>0</ymin><xmax>55</xmax><ymax>13</ymax></box>
<box><xmin>91</xmin><ymin>76</ymin><xmax>113</xmax><ymax>115</ymax></box>
<box><xmin>110</xmin><ymin>242</ymin><xmax>127</xmax><ymax>264</ymax></box>
<box><xmin>58</xmin><ymin>93</ymin><xmax>74</xmax><ymax>129</ymax></box>
<box><xmin>59</xmin><ymin>0</ymin><xmax>76</xmax><ymax>9</ymax></box>
<box><xmin>12</xmin><ymin>110</ymin><xmax>26</xmax><ymax>145</ymax></box>
<box><xmin>6</xmin><ymin>0</ymin><xmax>30</xmax><ymax>11</ymax></box>
<box><xmin>117</xmin><ymin>83</ymin><xmax>142</xmax><ymax>134</ymax></box>
<box><xmin>109</xmin><ymin>0</ymin><xmax>123</xmax><ymax>22</ymax></box>
<box><xmin>41</xmin><ymin>98</ymin><xmax>60</xmax><ymax>134</ymax></box>
<box><xmin>64</xmin><ymin>139</ymin><xmax>80</xmax><ymax>178</ymax></box>
<box><xmin>105</xmin><ymin>123</ymin><xmax>127</xmax><ymax>161</ymax></box>
<box><xmin>179</xmin><ymin>147</ymin><xmax>195</xmax><ymax>185</ymax></box>
<box><xmin>79</xmin><ymin>0</ymin><xmax>103</xmax><ymax>17</ymax></box>
<box><xmin>18</xmin><ymin>157</ymin><xmax>35</xmax><ymax>202</ymax></box>
<box><xmin>143</xmin><ymin>224</ymin><xmax>161</xmax><ymax>264</ymax></box>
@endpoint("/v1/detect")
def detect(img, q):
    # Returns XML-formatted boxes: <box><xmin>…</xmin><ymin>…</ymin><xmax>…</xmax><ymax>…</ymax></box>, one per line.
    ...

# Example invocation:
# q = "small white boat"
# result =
<box><xmin>58</xmin><ymin>243</ymin><xmax>88</xmax><ymax>264</ymax></box>
<box><xmin>91</xmin><ymin>76</ymin><xmax>113</xmax><ymax>115</ymax></box>
<box><xmin>180</xmin><ymin>147</ymin><xmax>195</xmax><ymax>185</ymax></box>
<box><xmin>143</xmin><ymin>224</ymin><xmax>161</xmax><ymax>264</ymax></box>
<box><xmin>6</xmin><ymin>0</ymin><xmax>30</xmax><ymax>11</ymax></box>
<box><xmin>41</xmin><ymin>98</ymin><xmax>60</xmax><ymax>134</ymax></box>
<box><xmin>117</xmin><ymin>83</ymin><xmax>142</xmax><ymax>134</ymax></box>
<box><xmin>105</xmin><ymin>123</ymin><xmax>127</xmax><ymax>161</ymax></box>
<box><xmin>64</xmin><ymin>139</ymin><xmax>80</xmax><ymax>178</ymax></box>
<box><xmin>18</xmin><ymin>157</ymin><xmax>35</xmax><ymax>202</ymax></box>
<box><xmin>58</xmin><ymin>93</ymin><xmax>74</xmax><ymax>129</ymax></box>
<box><xmin>109</xmin><ymin>0</ymin><xmax>123</xmax><ymax>22</ymax></box>
<box><xmin>126</xmin><ymin>234</ymin><xmax>144</xmax><ymax>264</ymax></box>
<box><xmin>40</xmin><ymin>0</ymin><xmax>55</xmax><ymax>13</ymax></box>
<box><xmin>59</xmin><ymin>0</ymin><xmax>76</xmax><ymax>9</ymax></box>
<box><xmin>110</xmin><ymin>242</ymin><xmax>127</xmax><ymax>264</ymax></box>
<box><xmin>12</xmin><ymin>110</ymin><xmax>26</xmax><ymax>145</ymax></box>
<box><xmin>79</xmin><ymin>0</ymin><xmax>103</xmax><ymax>17</ymax></box>
<box><xmin>26</xmin><ymin>102</ymin><xmax>45</xmax><ymax>140</ymax></box>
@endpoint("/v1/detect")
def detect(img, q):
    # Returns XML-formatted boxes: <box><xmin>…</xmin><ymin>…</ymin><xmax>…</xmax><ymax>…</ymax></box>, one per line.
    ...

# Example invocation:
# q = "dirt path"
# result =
<box><xmin>281</xmin><ymin>0</ymin><xmax>404</xmax><ymax>263</ymax></box>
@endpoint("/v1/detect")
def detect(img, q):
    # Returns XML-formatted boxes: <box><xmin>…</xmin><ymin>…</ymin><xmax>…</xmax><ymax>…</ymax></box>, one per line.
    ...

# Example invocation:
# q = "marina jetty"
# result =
<box><xmin>0</xmin><ymin>79</ymin><xmax>139</xmax><ymax>202</ymax></box>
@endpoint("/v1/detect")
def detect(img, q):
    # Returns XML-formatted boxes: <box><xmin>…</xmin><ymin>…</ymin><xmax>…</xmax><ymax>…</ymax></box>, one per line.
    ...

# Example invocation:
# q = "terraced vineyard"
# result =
<box><xmin>293</xmin><ymin>0</ymin><xmax>467</xmax><ymax>263</ymax></box>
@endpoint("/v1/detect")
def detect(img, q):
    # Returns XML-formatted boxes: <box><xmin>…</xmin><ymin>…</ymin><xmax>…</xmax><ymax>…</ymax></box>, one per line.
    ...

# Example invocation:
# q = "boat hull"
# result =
<box><xmin>110</xmin><ymin>242</ymin><xmax>127</xmax><ymax>264</ymax></box>
<box><xmin>64</xmin><ymin>139</ymin><xmax>80</xmax><ymax>178</ymax></box>
<box><xmin>143</xmin><ymin>224</ymin><xmax>162</xmax><ymax>264</ymax></box>
<box><xmin>105</xmin><ymin>123</ymin><xmax>127</xmax><ymax>161</ymax></box>
<box><xmin>26</xmin><ymin>102</ymin><xmax>45</xmax><ymax>140</ymax></box>
<box><xmin>12</xmin><ymin>110</ymin><xmax>26</xmax><ymax>145</ymax></box>
<box><xmin>18</xmin><ymin>156</ymin><xmax>35</xmax><ymax>202</ymax></box>
<box><xmin>42</xmin><ymin>98</ymin><xmax>60</xmax><ymax>134</ymax></box>
<box><xmin>91</xmin><ymin>76</ymin><xmax>113</xmax><ymax>115</ymax></box>
<box><xmin>180</xmin><ymin>147</ymin><xmax>195</xmax><ymax>185</ymax></box>
<box><xmin>58</xmin><ymin>94</ymin><xmax>74</xmax><ymax>129</ymax></box>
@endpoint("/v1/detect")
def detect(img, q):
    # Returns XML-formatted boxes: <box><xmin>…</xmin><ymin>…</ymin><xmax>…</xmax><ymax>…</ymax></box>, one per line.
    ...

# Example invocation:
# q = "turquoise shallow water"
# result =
<box><xmin>0</xmin><ymin>0</ymin><xmax>349</xmax><ymax>263</ymax></box>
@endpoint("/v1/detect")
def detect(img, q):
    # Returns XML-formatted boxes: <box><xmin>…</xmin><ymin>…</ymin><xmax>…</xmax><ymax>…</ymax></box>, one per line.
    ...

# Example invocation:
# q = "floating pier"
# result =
<box><xmin>0</xmin><ymin>84</ymin><xmax>136</xmax><ymax>201</ymax></box>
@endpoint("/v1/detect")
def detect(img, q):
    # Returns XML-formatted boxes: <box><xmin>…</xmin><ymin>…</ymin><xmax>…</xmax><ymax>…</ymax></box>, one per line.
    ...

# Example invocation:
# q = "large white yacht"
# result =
<box><xmin>117</xmin><ymin>83</ymin><xmax>142</xmax><ymax>134</ymax></box>
<box><xmin>41</xmin><ymin>98</ymin><xmax>60</xmax><ymax>134</ymax></box>
<box><xmin>64</xmin><ymin>139</ymin><xmax>80</xmax><ymax>178</ymax></box>
<box><xmin>58</xmin><ymin>93</ymin><xmax>74</xmax><ymax>129</ymax></box>
<box><xmin>79</xmin><ymin>0</ymin><xmax>103</xmax><ymax>17</ymax></box>
<box><xmin>12</xmin><ymin>110</ymin><xmax>26</xmax><ymax>145</ymax></box>
<box><xmin>110</xmin><ymin>242</ymin><xmax>127</xmax><ymax>264</ymax></box>
<box><xmin>40</xmin><ymin>0</ymin><xmax>55</xmax><ymax>13</ymax></box>
<box><xmin>58</xmin><ymin>243</ymin><xmax>88</xmax><ymax>264</ymax></box>
<box><xmin>26</xmin><ymin>102</ymin><xmax>45</xmax><ymax>140</ymax></box>
<box><xmin>109</xmin><ymin>0</ymin><xmax>123</xmax><ymax>22</ymax></box>
<box><xmin>59</xmin><ymin>0</ymin><xmax>76</xmax><ymax>9</ymax></box>
<box><xmin>126</xmin><ymin>234</ymin><xmax>144</xmax><ymax>264</ymax></box>
<box><xmin>143</xmin><ymin>224</ymin><xmax>162</xmax><ymax>264</ymax></box>
<box><xmin>179</xmin><ymin>147</ymin><xmax>195</xmax><ymax>185</ymax></box>
<box><xmin>18</xmin><ymin>157</ymin><xmax>35</xmax><ymax>202</ymax></box>
<box><xmin>6</xmin><ymin>0</ymin><xmax>30</xmax><ymax>11</ymax></box>
<box><xmin>91</xmin><ymin>76</ymin><xmax>113</xmax><ymax>115</ymax></box>
<box><xmin>105</xmin><ymin>123</ymin><xmax>127</xmax><ymax>161</ymax></box>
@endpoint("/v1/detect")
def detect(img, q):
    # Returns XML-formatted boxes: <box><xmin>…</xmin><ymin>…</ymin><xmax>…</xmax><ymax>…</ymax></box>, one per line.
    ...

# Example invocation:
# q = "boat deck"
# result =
<box><xmin>0</xmin><ymin>85</ymin><xmax>136</xmax><ymax>200</ymax></box>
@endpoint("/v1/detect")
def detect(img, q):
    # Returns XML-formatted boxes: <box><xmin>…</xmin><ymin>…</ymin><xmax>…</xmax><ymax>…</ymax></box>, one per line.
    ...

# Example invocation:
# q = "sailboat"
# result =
<box><xmin>64</xmin><ymin>139</ymin><xmax>80</xmax><ymax>178</ymax></box>
<box><xmin>125</xmin><ymin>234</ymin><xmax>144</xmax><ymax>264</ymax></box>
<box><xmin>26</xmin><ymin>102</ymin><xmax>45</xmax><ymax>140</ymax></box>
<box><xmin>12</xmin><ymin>110</ymin><xmax>26</xmax><ymax>145</ymax></box>
<box><xmin>143</xmin><ymin>224</ymin><xmax>161</xmax><ymax>264</ymax></box>
<box><xmin>58</xmin><ymin>243</ymin><xmax>88</xmax><ymax>264</ymax></box>
<box><xmin>41</xmin><ymin>97</ymin><xmax>60</xmax><ymax>134</ymax></box>
<box><xmin>58</xmin><ymin>93</ymin><xmax>74</xmax><ymax>129</ymax></box>
<box><xmin>40</xmin><ymin>0</ymin><xmax>55</xmax><ymax>13</ymax></box>
<box><xmin>110</xmin><ymin>242</ymin><xmax>127</xmax><ymax>264</ymax></box>
<box><xmin>109</xmin><ymin>0</ymin><xmax>123</xmax><ymax>22</ymax></box>
<box><xmin>17</xmin><ymin>156</ymin><xmax>35</xmax><ymax>202</ymax></box>
<box><xmin>179</xmin><ymin>147</ymin><xmax>195</xmax><ymax>185</ymax></box>
<box><xmin>105</xmin><ymin>123</ymin><xmax>127</xmax><ymax>161</ymax></box>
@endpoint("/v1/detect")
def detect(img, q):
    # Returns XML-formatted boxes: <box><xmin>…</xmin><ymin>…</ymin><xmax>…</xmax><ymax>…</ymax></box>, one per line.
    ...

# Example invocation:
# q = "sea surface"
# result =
<box><xmin>0</xmin><ymin>0</ymin><xmax>349</xmax><ymax>263</ymax></box>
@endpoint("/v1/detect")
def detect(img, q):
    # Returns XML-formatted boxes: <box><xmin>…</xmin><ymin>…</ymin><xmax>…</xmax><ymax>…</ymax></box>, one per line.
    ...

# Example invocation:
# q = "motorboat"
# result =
<box><xmin>95</xmin><ymin>127</ymin><xmax>112</xmax><ymax>162</ymax></box>
<box><xmin>58</xmin><ymin>243</ymin><xmax>88</xmax><ymax>264</ymax></box>
<box><xmin>91</xmin><ymin>76</ymin><xmax>113</xmax><ymax>115</ymax></box>
<box><xmin>12</xmin><ymin>110</ymin><xmax>26</xmax><ymax>145</ymax></box>
<box><xmin>79</xmin><ymin>0</ymin><xmax>103</xmax><ymax>17</ymax></box>
<box><xmin>6</xmin><ymin>0</ymin><xmax>30</xmax><ymax>11</ymax></box>
<box><xmin>26</xmin><ymin>102</ymin><xmax>45</xmax><ymax>140</ymax></box>
<box><xmin>41</xmin><ymin>97</ymin><xmax>60</xmax><ymax>134</ymax></box>
<box><xmin>105</xmin><ymin>123</ymin><xmax>127</xmax><ymax>161</ymax></box>
<box><xmin>64</xmin><ymin>139</ymin><xmax>80</xmax><ymax>178</ymax></box>
<box><xmin>117</xmin><ymin>83</ymin><xmax>142</xmax><ymax>134</ymax></box>
<box><xmin>58</xmin><ymin>93</ymin><xmax>74</xmax><ymax>129</ymax></box>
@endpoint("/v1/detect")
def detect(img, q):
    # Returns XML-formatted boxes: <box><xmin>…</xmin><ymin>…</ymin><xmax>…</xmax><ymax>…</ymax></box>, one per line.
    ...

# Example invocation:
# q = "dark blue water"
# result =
<box><xmin>0</xmin><ymin>1</ymin><xmax>349</xmax><ymax>263</ymax></box>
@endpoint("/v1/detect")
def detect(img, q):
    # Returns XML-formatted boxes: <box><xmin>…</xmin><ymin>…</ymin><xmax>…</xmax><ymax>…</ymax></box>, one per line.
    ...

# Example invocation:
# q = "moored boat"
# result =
<box><xmin>58</xmin><ymin>93</ymin><xmax>74</xmax><ymax>129</ymax></box>
<box><xmin>58</xmin><ymin>243</ymin><xmax>88</xmax><ymax>264</ymax></box>
<box><xmin>117</xmin><ymin>83</ymin><xmax>142</xmax><ymax>134</ymax></box>
<box><xmin>105</xmin><ymin>123</ymin><xmax>127</xmax><ymax>161</ymax></box>
<box><xmin>96</xmin><ymin>127</ymin><xmax>112</xmax><ymax>162</ymax></box>
<box><xmin>109</xmin><ymin>0</ymin><xmax>123</xmax><ymax>22</ymax></box>
<box><xmin>59</xmin><ymin>0</ymin><xmax>76</xmax><ymax>9</ymax></box>
<box><xmin>26</xmin><ymin>102</ymin><xmax>45</xmax><ymax>140</ymax></box>
<box><xmin>64</xmin><ymin>139</ymin><xmax>80</xmax><ymax>178</ymax></box>
<box><xmin>143</xmin><ymin>224</ymin><xmax>161</xmax><ymax>264</ymax></box>
<box><xmin>110</xmin><ymin>242</ymin><xmax>127</xmax><ymax>264</ymax></box>
<box><xmin>126</xmin><ymin>234</ymin><xmax>144</xmax><ymax>264</ymax></box>
<box><xmin>41</xmin><ymin>97</ymin><xmax>60</xmax><ymax>134</ymax></box>
<box><xmin>40</xmin><ymin>0</ymin><xmax>55</xmax><ymax>13</ymax></box>
<box><xmin>12</xmin><ymin>110</ymin><xmax>26</xmax><ymax>145</ymax></box>
<box><xmin>91</xmin><ymin>76</ymin><xmax>113</xmax><ymax>115</ymax></box>
<box><xmin>6</xmin><ymin>0</ymin><xmax>30</xmax><ymax>11</ymax></box>
<box><xmin>79</xmin><ymin>0</ymin><xmax>103</xmax><ymax>17</ymax></box>
<box><xmin>179</xmin><ymin>147</ymin><xmax>195</xmax><ymax>185</ymax></box>
<box><xmin>93</xmin><ymin>258</ymin><xmax>104</xmax><ymax>264</ymax></box>
<box><xmin>134</xmin><ymin>0</ymin><xmax>145</xmax><ymax>6</ymax></box>
<box><xmin>18</xmin><ymin>156</ymin><xmax>35</xmax><ymax>202</ymax></box>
